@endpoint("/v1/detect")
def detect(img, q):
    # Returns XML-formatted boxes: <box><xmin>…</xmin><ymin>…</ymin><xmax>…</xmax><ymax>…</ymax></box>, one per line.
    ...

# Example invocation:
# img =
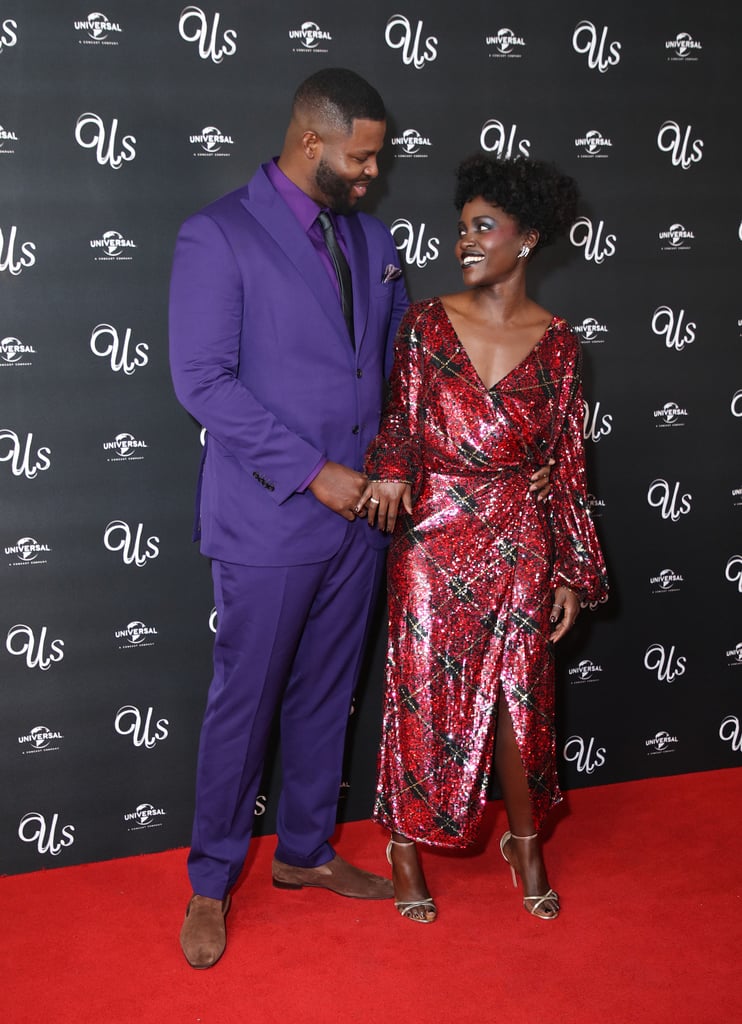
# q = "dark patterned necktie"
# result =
<box><xmin>317</xmin><ymin>211</ymin><xmax>354</xmax><ymax>345</ymax></box>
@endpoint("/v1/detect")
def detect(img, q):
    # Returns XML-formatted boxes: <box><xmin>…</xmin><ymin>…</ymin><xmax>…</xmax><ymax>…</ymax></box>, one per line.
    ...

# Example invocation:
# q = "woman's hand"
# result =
<box><xmin>548</xmin><ymin>585</ymin><xmax>580</xmax><ymax>643</ymax></box>
<box><xmin>529</xmin><ymin>458</ymin><xmax>555</xmax><ymax>501</ymax></box>
<box><xmin>358</xmin><ymin>480</ymin><xmax>413</xmax><ymax>533</ymax></box>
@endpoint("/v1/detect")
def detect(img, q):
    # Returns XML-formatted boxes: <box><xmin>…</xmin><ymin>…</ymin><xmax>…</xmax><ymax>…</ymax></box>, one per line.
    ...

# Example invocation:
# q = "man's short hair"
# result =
<box><xmin>293</xmin><ymin>68</ymin><xmax>385</xmax><ymax>134</ymax></box>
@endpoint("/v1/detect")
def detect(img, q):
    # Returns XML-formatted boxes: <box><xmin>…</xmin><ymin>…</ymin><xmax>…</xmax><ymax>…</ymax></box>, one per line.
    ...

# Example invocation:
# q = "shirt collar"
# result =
<box><xmin>265</xmin><ymin>158</ymin><xmax>329</xmax><ymax>235</ymax></box>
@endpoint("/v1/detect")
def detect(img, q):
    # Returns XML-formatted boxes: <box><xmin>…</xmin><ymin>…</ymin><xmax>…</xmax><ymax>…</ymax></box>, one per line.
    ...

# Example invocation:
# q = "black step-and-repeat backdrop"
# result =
<box><xmin>2</xmin><ymin>2</ymin><xmax>740</xmax><ymax>874</ymax></box>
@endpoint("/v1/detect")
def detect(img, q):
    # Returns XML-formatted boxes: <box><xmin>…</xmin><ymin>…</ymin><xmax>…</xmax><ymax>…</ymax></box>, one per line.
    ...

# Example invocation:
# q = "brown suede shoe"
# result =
<box><xmin>272</xmin><ymin>854</ymin><xmax>393</xmax><ymax>899</ymax></box>
<box><xmin>179</xmin><ymin>893</ymin><xmax>231</xmax><ymax>969</ymax></box>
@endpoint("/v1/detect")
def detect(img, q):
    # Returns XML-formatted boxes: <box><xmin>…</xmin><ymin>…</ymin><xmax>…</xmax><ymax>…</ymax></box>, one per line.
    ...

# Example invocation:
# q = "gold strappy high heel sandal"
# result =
<box><xmin>386</xmin><ymin>838</ymin><xmax>437</xmax><ymax>923</ymax></box>
<box><xmin>500</xmin><ymin>831</ymin><xmax>560</xmax><ymax>920</ymax></box>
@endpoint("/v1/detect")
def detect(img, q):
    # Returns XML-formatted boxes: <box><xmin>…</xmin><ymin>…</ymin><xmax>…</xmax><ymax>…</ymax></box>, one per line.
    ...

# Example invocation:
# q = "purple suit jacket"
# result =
<box><xmin>169</xmin><ymin>163</ymin><xmax>409</xmax><ymax>566</ymax></box>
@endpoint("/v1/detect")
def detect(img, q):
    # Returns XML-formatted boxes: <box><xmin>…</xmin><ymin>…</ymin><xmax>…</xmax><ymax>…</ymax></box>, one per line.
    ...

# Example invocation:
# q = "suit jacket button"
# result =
<box><xmin>356</xmin><ymin>369</ymin><xmax>363</xmax><ymax>378</ymax></box>
<box><xmin>352</xmin><ymin>425</ymin><xmax>360</xmax><ymax>435</ymax></box>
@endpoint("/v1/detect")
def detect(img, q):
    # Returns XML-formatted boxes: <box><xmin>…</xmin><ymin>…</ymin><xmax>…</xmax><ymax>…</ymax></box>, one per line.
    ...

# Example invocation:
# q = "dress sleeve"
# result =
<box><xmin>364</xmin><ymin>303</ymin><xmax>426</xmax><ymax>485</ymax></box>
<box><xmin>547</xmin><ymin>336</ymin><xmax>609</xmax><ymax>605</ymax></box>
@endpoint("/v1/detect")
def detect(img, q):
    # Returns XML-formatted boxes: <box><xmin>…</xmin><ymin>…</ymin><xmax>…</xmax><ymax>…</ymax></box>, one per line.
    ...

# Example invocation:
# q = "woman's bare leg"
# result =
<box><xmin>494</xmin><ymin>691</ymin><xmax>558</xmax><ymax>914</ymax></box>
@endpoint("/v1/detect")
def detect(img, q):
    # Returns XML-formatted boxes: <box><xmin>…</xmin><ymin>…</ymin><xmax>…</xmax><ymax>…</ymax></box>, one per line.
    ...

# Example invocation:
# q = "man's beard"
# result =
<box><xmin>315</xmin><ymin>158</ymin><xmax>361</xmax><ymax>216</ymax></box>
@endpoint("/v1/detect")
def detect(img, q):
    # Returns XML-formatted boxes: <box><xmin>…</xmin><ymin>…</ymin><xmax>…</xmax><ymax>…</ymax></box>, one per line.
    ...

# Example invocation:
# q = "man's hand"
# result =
<box><xmin>308</xmin><ymin>461</ymin><xmax>369</xmax><ymax>521</ymax></box>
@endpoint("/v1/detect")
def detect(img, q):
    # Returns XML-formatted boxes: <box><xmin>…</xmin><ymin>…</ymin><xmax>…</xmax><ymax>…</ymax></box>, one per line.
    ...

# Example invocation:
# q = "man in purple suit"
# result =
<box><xmin>169</xmin><ymin>69</ymin><xmax>407</xmax><ymax>969</ymax></box>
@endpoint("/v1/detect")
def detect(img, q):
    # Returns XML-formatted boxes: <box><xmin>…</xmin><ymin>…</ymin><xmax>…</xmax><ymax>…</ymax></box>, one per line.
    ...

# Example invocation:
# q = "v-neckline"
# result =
<box><xmin>436</xmin><ymin>297</ymin><xmax>556</xmax><ymax>392</ymax></box>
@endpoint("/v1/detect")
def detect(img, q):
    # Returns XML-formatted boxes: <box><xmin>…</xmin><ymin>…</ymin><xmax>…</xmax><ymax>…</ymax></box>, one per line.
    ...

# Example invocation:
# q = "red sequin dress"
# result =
<box><xmin>365</xmin><ymin>298</ymin><xmax>608</xmax><ymax>847</ymax></box>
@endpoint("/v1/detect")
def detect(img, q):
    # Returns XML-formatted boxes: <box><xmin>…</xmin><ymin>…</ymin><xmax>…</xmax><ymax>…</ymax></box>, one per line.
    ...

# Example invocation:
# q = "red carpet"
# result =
<box><xmin>6</xmin><ymin>769</ymin><xmax>741</xmax><ymax>1024</ymax></box>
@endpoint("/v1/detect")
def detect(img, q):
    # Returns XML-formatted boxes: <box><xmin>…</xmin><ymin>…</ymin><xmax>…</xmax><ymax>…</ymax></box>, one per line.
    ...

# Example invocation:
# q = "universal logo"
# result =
<box><xmin>647</xmin><ymin>478</ymin><xmax>692</xmax><ymax>521</ymax></box>
<box><xmin>0</xmin><ymin>122</ymin><xmax>18</xmax><ymax>155</ymax></box>
<box><xmin>18</xmin><ymin>812</ymin><xmax>75</xmax><ymax>856</ymax></box>
<box><xmin>103</xmin><ymin>432</ymin><xmax>148</xmax><ymax>462</ymax></box>
<box><xmin>646</xmin><ymin>730</ymin><xmax>678</xmax><ymax>755</ymax></box>
<box><xmin>0</xmin><ymin>18</ymin><xmax>18</xmax><ymax>53</ymax></box>
<box><xmin>209</xmin><ymin>607</ymin><xmax>218</xmax><ymax>633</ymax></box>
<box><xmin>0</xmin><ymin>225</ymin><xmax>37</xmax><ymax>275</ymax></box>
<box><xmin>190</xmin><ymin>126</ymin><xmax>234</xmax><ymax>157</ymax></box>
<box><xmin>725</xmin><ymin>642</ymin><xmax>742</xmax><ymax>668</ymax></box>
<box><xmin>18</xmin><ymin>726</ymin><xmax>64</xmax><ymax>755</ymax></box>
<box><xmin>385</xmin><ymin>15</ymin><xmax>437</xmax><ymax>69</ymax></box>
<box><xmin>1</xmin><ymin>336</ymin><xmax>35</xmax><ymax>367</ymax></box>
<box><xmin>0</xmin><ymin>429</ymin><xmax>51</xmax><ymax>479</ymax></box>
<box><xmin>583</xmin><ymin>399</ymin><xmax>612</xmax><ymax>443</ymax></box>
<box><xmin>644</xmin><ymin>643</ymin><xmax>686</xmax><ymax>683</ymax></box>
<box><xmin>659</xmin><ymin>223</ymin><xmax>694</xmax><ymax>252</ymax></box>
<box><xmin>391</xmin><ymin>220</ymin><xmax>439</xmax><ymax>268</ymax></box>
<box><xmin>74</xmin><ymin>12</ymin><xmax>122</xmax><ymax>45</ymax></box>
<box><xmin>124</xmin><ymin>802</ymin><xmax>167</xmax><ymax>831</ymax></box>
<box><xmin>115</xmin><ymin>705</ymin><xmax>169</xmax><ymax>749</ymax></box>
<box><xmin>732</xmin><ymin>390</ymin><xmax>742</xmax><ymax>418</ymax></box>
<box><xmin>666</xmin><ymin>32</ymin><xmax>702</xmax><ymax>61</ymax></box>
<box><xmin>563</xmin><ymin>735</ymin><xmax>606</xmax><ymax>774</ymax></box>
<box><xmin>6</xmin><ymin>624</ymin><xmax>65</xmax><ymax>671</ymax></box>
<box><xmin>651</xmin><ymin>306</ymin><xmax>695</xmax><ymax>351</ymax></box>
<box><xmin>178</xmin><ymin>6</ymin><xmax>237</xmax><ymax>63</ymax></box>
<box><xmin>391</xmin><ymin>129</ymin><xmax>432</xmax><ymax>159</ymax></box>
<box><xmin>485</xmin><ymin>28</ymin><xmax>526</xmax><ymax>59</ymax></box>
<box><xmin>90</xmin><ymin>229</ymin><xmax>136</xmax><ymax>261</ymax></box>
<box><xmin>288</xmin><ymin>21</ymin><xmax>332</xmax><ymax>53</ymax></box>
<box><xmin>568</xmin><ymin>659</ymin><xmax>603</xmax><ymax>684</ymax></box>
<box><xmin>649</xmin><ymin>568</ymin><xmax>684</xmax><ymax>594</ymax></box>
<box><xmin>6</xmin><ymin>536</ymin><xmax>51</xmax><ymax>568</ymax></box>
<box><xmin>480</xmin><ymin>120</ymin><xmax>530</xmax><ymax>159</ymax></box>
<box><xmin>586</xmin><ymin>493</ymin><xmax>606</xmax><ymax>518</ymax></box>
<box><xmin>90</xmin><ymin>323</ymin><xmax>148</xmax><ymax>375</ymax></box>
<box><xmin>572</xmin><ymin>21</ymin><xmax>621</xmax><ymax>73</ymax></box>
<box><xmin>653</xmin><ymin>401</ymin><xmax>688</xmax><ymax>428</ymax></box>
<box><xmin>574</xmin><ymin>130</ymin><xmax>613</xmax><ymax>159</ymax></box>
<box><xmin>732</xmin><ymin>486</ymin><xmax>742</xmax><ymax>509</ymax></box>
<box><xmin>573</xmin><ymin>317</ymin><xmax>608</xmax><ymax>344</ymax></box>
<box><xmin>114</xmin><ymin>620</ymin><xmax>158</xmax><ymax>650</ymax></box>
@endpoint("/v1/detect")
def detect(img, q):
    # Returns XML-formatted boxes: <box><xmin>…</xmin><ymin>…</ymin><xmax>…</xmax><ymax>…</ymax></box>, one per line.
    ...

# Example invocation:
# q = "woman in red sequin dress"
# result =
<box><xmin>360</xmin><ymin>157</ymin><xmax>608</xmax><ymax>923</ymax></box>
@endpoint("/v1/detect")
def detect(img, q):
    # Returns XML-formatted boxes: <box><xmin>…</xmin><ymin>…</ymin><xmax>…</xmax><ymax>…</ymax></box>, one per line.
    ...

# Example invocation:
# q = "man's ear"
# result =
<box><xmin>302</xmin><ymin>130</ymin><xmax>320</xmax><ymax>160</ymax></box>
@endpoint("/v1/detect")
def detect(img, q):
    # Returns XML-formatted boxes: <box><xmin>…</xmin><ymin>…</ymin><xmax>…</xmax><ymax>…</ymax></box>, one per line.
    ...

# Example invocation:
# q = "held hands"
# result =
<box><xmin>529</xmin><ymin>459</ymin><xmax>555</xmax><ymax>501</ymax></box>
<box><xmin>359</xmin><ymin>480</ymin><xmax>413</xmax><ymax>533</ymax></box>
<box><xmin>548</xmin><ymin>585</ymin><xmax>580</xmax><ymax>643</ymax></box>
<box><xmin>307</xmin><ymin>456</ymin><xmax>551</xmax><ymax>526</ymax></box>
<box><xmin>308</xmin><ymin>460</ymin><xmax>369</xmax><ymax>522</ymax></box>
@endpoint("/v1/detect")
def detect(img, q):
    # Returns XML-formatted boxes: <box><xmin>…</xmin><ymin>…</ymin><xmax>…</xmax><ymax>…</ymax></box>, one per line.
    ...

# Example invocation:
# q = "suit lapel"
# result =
<box><xmin>343</xmin><ymin>213</ymin><xmax>370</xmax><ymax>353</ymax></box>
<box><xmin>240</xmin><ymin>170</ymin><xmax>349</xmax><ymax>348</ymax></box>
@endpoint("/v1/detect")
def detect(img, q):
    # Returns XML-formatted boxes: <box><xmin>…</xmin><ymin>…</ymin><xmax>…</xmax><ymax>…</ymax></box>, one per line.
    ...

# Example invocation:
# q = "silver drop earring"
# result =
<box><xmin>517</xmin><ymin>245</ymin><xmax>531</xmax><ymax>259</ymax></box>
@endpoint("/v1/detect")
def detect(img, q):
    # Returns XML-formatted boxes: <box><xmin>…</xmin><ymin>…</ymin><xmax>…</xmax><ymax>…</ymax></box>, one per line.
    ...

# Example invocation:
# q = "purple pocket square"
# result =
<box><xmin>382</xmin><ymin>264</ymin><xmax>403</xmax><ymax>283</ymax></box>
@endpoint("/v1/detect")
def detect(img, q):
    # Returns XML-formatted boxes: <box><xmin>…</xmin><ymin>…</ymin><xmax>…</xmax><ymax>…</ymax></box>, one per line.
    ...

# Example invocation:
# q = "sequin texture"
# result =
<box><xmin>365</xmin><ymin>298</ymin><xmax>608</xmax><ymax>847</ymax></box>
